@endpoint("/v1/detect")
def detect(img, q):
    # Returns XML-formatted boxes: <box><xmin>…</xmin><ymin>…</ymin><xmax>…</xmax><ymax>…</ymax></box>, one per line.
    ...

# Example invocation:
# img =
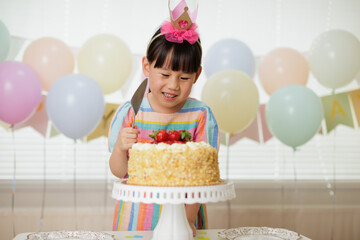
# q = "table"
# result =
<box><xmin>14</xmin><ymin>230</ymin><xmax>219</xmax><ymax>240</ymax></box>
<box><xmin>14</xmin><ymin>229</ymin><xmax>311</xmax><ymax>240</ymax></box>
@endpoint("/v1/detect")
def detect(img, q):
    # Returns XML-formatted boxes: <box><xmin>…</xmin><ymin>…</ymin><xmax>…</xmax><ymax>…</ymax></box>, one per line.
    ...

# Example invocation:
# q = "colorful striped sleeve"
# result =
<box><xmin>194</xmin><ymin>105</ymin><xmax>220</xmax><ymax>151</ymax></box>
<box><xmin>108</xmin><ymin>101</ymin><xmax>133</xmax><ymax>153</ymax></box>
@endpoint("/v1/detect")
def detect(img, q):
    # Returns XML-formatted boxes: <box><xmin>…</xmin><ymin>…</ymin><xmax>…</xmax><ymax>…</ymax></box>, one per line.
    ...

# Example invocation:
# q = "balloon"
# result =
<box><xmin>204</xmin><ymin>39</ymin><xmax>255</xmax><ymax>78</ymax></box>
<box><xmin>46</xmin><ymin>74</ymin><xmax>105</xmax><ymax>139</ymax></box>
<box><xmin>0</xmin><ymin>20</ymin><xmax>11</xmax><ymax>62</ymax></box>
<box><xmin>202</xmin><ymin>70</ymin><xmax>259</xmax><ymax>134</ymax></box>
<box><xmin>0</xmin><ymin>61</ymin><xmax>42</xmax><ymax>124</ymax></box>
<box><xmin>78</xmin><ymin>34</ymin><xmax>132</xmax><ymax>94</ymax></box>
<box><xmin>259</xmin><ymin>48</ymin><xmax>309</xmax><ymax>95</ymax></box>
<box><xmin>308</xmin><ymin>30</ymin><xmax>360</xmax><ymax>89</ymax></box>
<box><xmin>23</xmin><ymin>37</ymin><xmax>75</xmax><ymax>91</ymax></box>
<box><xmin>266</xmin><ymin>85</ymin><xmax>323</xmax><ymax>148</ymax></box>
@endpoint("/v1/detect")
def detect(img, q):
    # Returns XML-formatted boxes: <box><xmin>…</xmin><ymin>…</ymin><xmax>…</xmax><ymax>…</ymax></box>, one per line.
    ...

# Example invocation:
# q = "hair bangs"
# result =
<box><xmin>147</xmin><ymin>30</ymin><xmax>202</xmax><ymax>73</ymax></box>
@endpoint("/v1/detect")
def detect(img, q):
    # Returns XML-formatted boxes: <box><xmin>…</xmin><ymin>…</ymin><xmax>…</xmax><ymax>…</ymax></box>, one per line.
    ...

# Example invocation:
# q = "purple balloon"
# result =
<box><xmin>0</xmin><ymin>61</ymin><xmax>42</xmax><ymax>124</ymax></box>
<box><xmin>204</xmin><ymin>39</ymin><xmax>255</xmax><ymax>78</ymax></box>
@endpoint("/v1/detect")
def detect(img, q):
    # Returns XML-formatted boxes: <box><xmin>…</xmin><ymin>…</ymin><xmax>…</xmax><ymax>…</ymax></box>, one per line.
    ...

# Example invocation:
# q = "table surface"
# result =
<box><xmin>14</xmin><ymin>229</ymin><xmax>311</xmax><ymax>240</ymax></box>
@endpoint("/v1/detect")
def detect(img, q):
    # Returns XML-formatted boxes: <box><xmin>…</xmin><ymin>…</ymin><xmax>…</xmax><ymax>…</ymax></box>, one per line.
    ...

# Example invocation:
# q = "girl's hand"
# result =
<box><xmin>115</xmin><ymin>125</ymin><xmax>140</xmax><ymax>152</ymax></box>
<box><xmin>189</xmin><ymin>222</ymin><xmax>196</xmax><ymax>237</ymax></box>
<box><xmin>185</xmin><ymin>203</ymin><xmax>200</xmax><ymax>237</ymax></box>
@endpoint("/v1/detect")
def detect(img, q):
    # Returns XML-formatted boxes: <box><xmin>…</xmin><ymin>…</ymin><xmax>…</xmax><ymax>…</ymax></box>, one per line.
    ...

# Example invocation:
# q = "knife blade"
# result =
<box><xmin>130</xmin><ymin>78</ymin><xmax>148</xmax><ymax>127</ymax></box>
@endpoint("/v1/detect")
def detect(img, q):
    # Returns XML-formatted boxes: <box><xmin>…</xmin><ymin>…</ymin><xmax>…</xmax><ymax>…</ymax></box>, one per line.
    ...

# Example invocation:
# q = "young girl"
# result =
<box><xmin>108</xmin><ymin>15</ymin><xmax>219</xmax><ymax>236</ymax></box>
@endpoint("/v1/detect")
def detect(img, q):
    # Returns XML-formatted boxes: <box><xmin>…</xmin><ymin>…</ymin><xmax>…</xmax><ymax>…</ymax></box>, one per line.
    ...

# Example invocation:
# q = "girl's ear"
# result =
<box><xmin>142</xmin><ymin>56</ymin><xmax>150</xmax><ymax>77</ymax></box>
<box><xmin>193</xmin><ymin>66</ymin><xmax>202</xmax><ymax>84</ymax></box>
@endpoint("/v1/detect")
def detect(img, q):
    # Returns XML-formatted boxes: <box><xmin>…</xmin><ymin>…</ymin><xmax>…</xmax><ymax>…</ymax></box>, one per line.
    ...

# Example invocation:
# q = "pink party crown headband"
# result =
<box><xmin>168</xmin><ymin>0</ymin><xmax>198</xmax><ymax>31</ymax></box>
<box><xmin>147</xmin><ymin>0</ymin><xmax>201</xmax><ymax>52</ymax></box>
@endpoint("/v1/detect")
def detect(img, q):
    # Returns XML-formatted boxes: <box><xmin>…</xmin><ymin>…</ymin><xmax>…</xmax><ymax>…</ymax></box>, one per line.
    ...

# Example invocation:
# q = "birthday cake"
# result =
<box><xmin>127</xmin><ymin>139</ymin><xmax>221</xmax><ymax>186</ymax></box>
<box><xmin>26</xmin><ymin>231</ymin><xmax>114</xmax><ymax>240</ymax></box>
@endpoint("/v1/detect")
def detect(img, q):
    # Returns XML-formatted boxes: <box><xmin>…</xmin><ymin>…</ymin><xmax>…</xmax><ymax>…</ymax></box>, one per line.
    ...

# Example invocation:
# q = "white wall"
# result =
<box><xmin>0</xmin><ymin>0</ymin><xmax>359</xmax><ymax>103</ymax></box>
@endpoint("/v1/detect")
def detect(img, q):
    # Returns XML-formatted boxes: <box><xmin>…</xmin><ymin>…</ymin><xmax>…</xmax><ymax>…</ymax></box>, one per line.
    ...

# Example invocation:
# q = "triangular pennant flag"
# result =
<box><xmin>318</xmin><ymin>127</ymin><xmax>323</xmax><ymax>135</ymax></box>
<box><xmin>0</xmin><ymin>120</ymin><xmax>11</xmax><ymax>130</ymax></box>
<box><xmin>259</xmin><ymin>104</ymin><xmax>272</xmax><ymax>142</ymax></box>
<box><xmin>229</xmin><ymin>114</ymin><xmax>260</xmax><ymax>145</ymax></box>
<box><xmin>219</xmin><ymin>130</ymin><xmax>233</xmax><ymax>146</ymax></box>
<box><xmin>5</xmin><ymin>36</ymin><xmax>27</xmax><ymax>61</ymax></box>
<box><xmin>348</xmin><ymin>88</ymin><xmax>360</xmax><ymax>127</ymax></box>
<box><xmin>87</xmin><ymin>103</ymin><xmax>119</xmax><ymax>141</ymax></box>
<box><xmin>219</xmin><ymin>131</ymin><xmax>227</xmax><ymax>146</ymax></box>
<box><xmin>13</xmin><ymin>95</ymin><xmax>49</xmax><ymax>137</ymax></box>
<box><xmin>321</xmin><ymin>92</ymin><xmax>354</xmax><ymax>133</ymax></box>
<box><xmin>48</xmin><ymin>122</ymin><xmax>61</xmax><ymax>138</ymax></box>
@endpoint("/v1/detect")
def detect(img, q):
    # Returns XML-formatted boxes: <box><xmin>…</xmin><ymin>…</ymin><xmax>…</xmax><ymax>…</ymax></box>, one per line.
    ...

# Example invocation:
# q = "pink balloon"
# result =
<box><xmin>0</xmin><ymin>61</ymin><xmax>42</xmax><ymax>124</ymax></box>
<box><xmin>259</xmin><ymin>48</ymin><xmax>309</xmax><ymax>95</ymax></box>
<box><xmin>23</xmin><ymin>37</ymin><xmax>75</xmax><ymax>91</ymax></box>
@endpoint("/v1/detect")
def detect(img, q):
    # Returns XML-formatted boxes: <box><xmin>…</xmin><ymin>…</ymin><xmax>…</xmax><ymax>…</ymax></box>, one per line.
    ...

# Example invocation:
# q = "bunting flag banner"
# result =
<box><xmin>48</xmin><ymin>122</ymin><xmax>61</xmax><ymax>138</ymax></box>
<box><xmin>13</xmin><ymin>95</ymin><xmax>49</xmax><ymax>137</ymax></box>
<box><xmin>219</xmin><ymin>131</ymin><xmax>229</xmax><ymax>146</ymax></box>
<box><xmin>219</xmin><ymin>104</ymin><xmax>272</xmax><ymax>146</ymax></box>
<box><xmin>0</xmin><ymin>120</ymin><xmax>11</xmax><ymax>130</ymax></box>
<box><xmin>219</xmin><ymin>106</ymin><xmax>262</xmax><ymax>146</ymax></box>
<box><xmin>87</xmin><ymin>103</ymin><xmax>119</xmax><ymax>141</ymax></box>
<box><xmin>321</xmin><ymin>92</ymin><xmax>354</xmax><ymax>133</ymax></box>
<box><xmin>259</xmin><ymin>104</ymin><xmax>273</xmax><ymax>143</ymax></box>
<box><xmin>348</xmin><ymin>89</ymin><xmax>360</xmax><ymax>127</ymax></box>
<box><xmin>318</xmin><ymin>127</ymin><xmax>323</xmax><ymax>135</ymax></box>
<box><xmin>229</xmin><ymin>113</ymin><xmax>260</xmax><ymax>145</ymax></box>
<box><xmin>5</xmin><ymin>36</ymin><xmax>27</xmax><ymax>61</ymax></box>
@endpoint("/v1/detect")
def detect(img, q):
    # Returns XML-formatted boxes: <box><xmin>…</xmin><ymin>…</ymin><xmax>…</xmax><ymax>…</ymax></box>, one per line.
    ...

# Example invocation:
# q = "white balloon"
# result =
<box><xmin>309</xmin><ymin>30</ymin><xmax>360</xmax><ymax>89</ymax></box>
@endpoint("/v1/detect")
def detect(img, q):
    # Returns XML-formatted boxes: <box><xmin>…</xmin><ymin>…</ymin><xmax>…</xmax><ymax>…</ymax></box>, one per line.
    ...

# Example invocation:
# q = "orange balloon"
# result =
<box><xmin>259</xmin><ymin>48</ymin><xmax>309</xmax><ymax>95</ymax></box>
<box><xmin>23</xmin><ymin>37</ymin><xmax>75</xmax><ymax>91</ymax></box>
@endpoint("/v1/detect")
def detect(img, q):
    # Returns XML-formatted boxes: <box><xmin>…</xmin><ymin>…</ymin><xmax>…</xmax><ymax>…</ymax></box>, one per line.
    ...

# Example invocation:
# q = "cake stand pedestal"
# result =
<box><xmin>112</xmin><ymin>180</ymin><xmax>236</xmax><ymax>240</ymax></box>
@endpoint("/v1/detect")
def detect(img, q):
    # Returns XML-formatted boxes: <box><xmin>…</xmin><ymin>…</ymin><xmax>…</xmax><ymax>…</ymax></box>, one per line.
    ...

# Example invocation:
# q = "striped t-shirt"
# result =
<box><xmin>108</xmin><ymin>93</ymin><xmax>219</xmax><ymax>231</ymax></box>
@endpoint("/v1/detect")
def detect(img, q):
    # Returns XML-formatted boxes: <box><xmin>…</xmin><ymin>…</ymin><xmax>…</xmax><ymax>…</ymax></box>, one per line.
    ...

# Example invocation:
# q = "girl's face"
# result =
<box><xmin>142</xmin><ymin>57</ymin><xmax>201</xmax><ymax>114</ymax></box>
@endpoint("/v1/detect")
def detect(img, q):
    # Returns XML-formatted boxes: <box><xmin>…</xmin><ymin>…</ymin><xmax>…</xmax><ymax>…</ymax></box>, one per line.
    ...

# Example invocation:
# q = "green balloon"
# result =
<box><xmin>266</xmin><ymin>85</ymin><xmax>323</xmax><ymax>148</ymax></box>
<box><xmin>0</xmin><ymin>20</ymin><xmax>11</xmax><ymax>62</ymax></box>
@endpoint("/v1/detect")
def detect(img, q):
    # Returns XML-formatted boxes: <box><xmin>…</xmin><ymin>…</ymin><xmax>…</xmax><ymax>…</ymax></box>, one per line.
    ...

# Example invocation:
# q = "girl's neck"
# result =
<box><xmin>147</xmin><ymin>92</ymin><xmax>186</xmax><ymax>114</ymax></box>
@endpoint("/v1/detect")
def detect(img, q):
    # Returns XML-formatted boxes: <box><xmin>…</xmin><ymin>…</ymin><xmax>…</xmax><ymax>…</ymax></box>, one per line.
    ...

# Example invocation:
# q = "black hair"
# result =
<box><xmin>146</xmin><ymin>28</ymin><xmax>202</xmax><ymax>73</ymax></box>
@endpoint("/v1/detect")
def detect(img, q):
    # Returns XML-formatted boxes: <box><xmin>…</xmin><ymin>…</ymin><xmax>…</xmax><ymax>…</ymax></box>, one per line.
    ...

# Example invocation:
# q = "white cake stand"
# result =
<box><xmin>112</xmin><ymin>179</ymin><xmax>236</xmax><ymax>240</ymax></box>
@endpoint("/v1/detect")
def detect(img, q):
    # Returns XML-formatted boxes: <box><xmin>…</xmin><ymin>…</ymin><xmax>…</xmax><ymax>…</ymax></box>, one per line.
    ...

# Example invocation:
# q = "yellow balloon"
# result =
<box><xmin>202</xmin><ymin>70</ymin><xmax>259</xmax><ymax>134</ymax></box>
<box><xmin>78</xmin><ymin>34</ymin><xmax>132</xmax><ymax>94</ymax></box>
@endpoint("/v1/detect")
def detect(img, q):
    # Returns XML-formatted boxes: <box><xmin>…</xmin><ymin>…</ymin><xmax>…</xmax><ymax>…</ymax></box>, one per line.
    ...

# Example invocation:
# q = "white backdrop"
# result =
<box><xmin>0</xmin><ymin>0</ymin><xmax>360</xmax><ymax>181</ymax></box>
<box><xmin>1</xmin><ymin>0</ymin><xmax>360</xmax><ymax>103</ymax></box>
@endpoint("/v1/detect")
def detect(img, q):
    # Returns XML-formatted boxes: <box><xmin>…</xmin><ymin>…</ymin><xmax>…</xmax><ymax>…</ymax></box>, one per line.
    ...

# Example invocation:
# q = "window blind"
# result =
<box><xmin>1</xmin><ymin>125</ymin><xmax>359</xmax><ymax>180</ymax></box>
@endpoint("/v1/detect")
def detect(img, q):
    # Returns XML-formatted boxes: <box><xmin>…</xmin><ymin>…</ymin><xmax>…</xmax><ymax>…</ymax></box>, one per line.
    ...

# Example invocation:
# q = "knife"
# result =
<box><xmin>130</xmin><ymin>78</ymin><xmax>148</xmax><ymax>127</ymax></box>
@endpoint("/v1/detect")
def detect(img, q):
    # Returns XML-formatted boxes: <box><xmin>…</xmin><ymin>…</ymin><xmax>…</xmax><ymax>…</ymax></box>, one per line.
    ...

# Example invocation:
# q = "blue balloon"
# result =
<box><xmin>266</xmin><ymin>85</ymin><xmax>323</xmax><ymax>149</ymax></box>
<box><xmin>204</xmin><ymin>39</ymin><xmax>255</xmax><ymax>78</ymax></box>
<box><xmin>46</xmin><ymin>74</ymin><xmax>105</xmax><ymax>139</ymax></box>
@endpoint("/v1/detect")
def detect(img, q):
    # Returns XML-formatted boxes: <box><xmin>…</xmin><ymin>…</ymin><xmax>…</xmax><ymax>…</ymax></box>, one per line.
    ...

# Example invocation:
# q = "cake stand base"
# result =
<box><xmin>112</xmin><ymin>180</ymin><xmax>236</xmax><ymax>240</ymax></box>
<box><xmin>152</xmin><ymin>204</ymin><xmax>193</xmax><ymax>240</ymax></box>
